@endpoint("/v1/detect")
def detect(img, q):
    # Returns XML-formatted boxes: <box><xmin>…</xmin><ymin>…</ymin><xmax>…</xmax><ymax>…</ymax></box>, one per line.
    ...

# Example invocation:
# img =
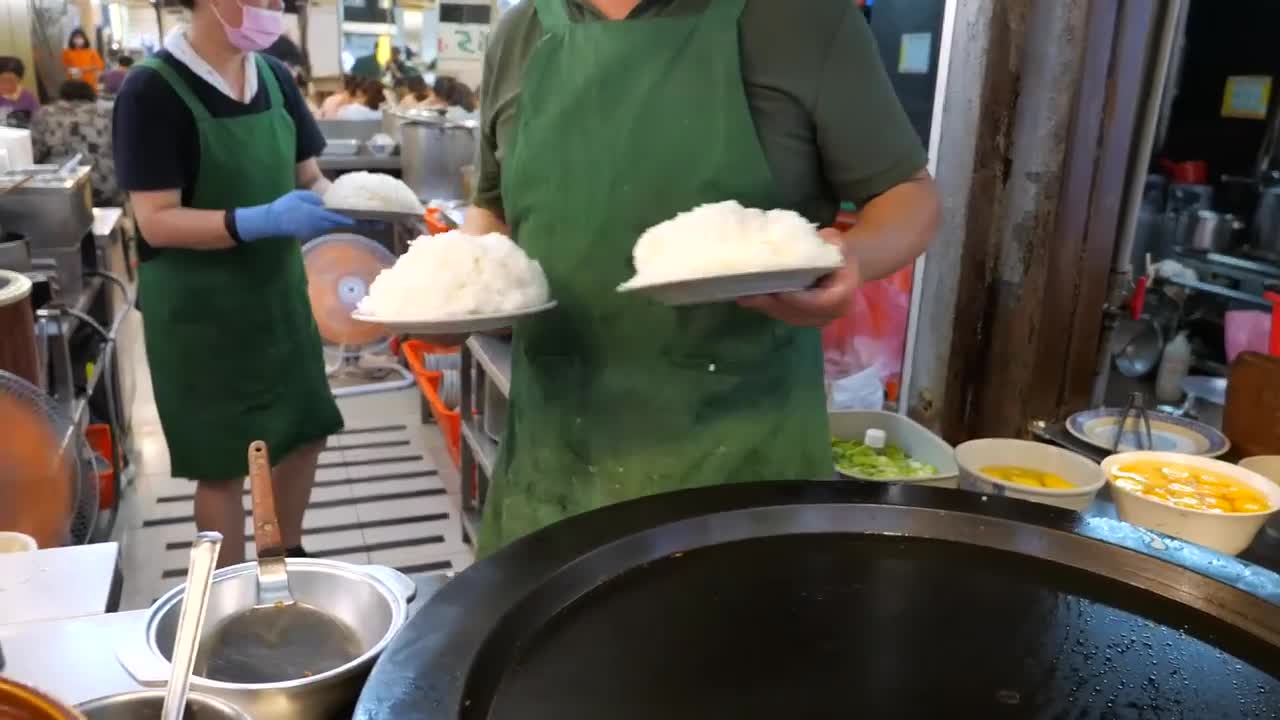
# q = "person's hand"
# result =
<box><xmin>234</xmin><ymin>190</ymin><xmax>355</xmax><ymax>243</ymax></box>
<box><xmin>737</xmin><ymin>228</ymin><xmax>861</xmax><ymax>326</ymax></box>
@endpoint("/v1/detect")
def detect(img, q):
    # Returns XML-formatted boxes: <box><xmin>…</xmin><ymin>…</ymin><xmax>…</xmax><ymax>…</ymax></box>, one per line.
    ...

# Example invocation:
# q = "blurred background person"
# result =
<box><xmin>100</xmin><ymin>55</ymin><xmax>135</xmax><ymax>97</ymax></box>
<box><xmin>319</xmin><ymin>74</ymin><xmax>358</xmax><ymax>118</ymax></box>
<box><xmin>398</xmin><ymin>74</ymin><xmax>441</xmax><ymax>111</ymax></box>
<box><xmin>0</xmin><ymin>56</ymin><xmax>39</xmax><ymax>123</ymax></box>
<box><xmin>30</xmin><ymin>80</ymin><xmax>121</xmax><ymax>205</ymax></box>
<box><xmin>63</xmin><ymin>28</ymin><xmax>105</xmax><ymax>87</ymax></box>
<box><xmin>335</xmin><ymin>77</ymin><xmax>384</xmax><ymax>120</ymax></box>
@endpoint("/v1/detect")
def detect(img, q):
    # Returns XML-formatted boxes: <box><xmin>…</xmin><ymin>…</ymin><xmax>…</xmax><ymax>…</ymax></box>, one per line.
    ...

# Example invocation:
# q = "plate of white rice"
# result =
<box><xmin>351</xmin><ymin>230</ymin><xmax>556</xmax><ymax>333</ymax></box>
<box><xmin>617</xmin><ymin>201</ymin><xmax>844</xmax><ymax>306</ymax></box>
<box><xmin>325</xmin><ymin>171</ymin><xmax>426</xmax><ymax>222</ymax></box>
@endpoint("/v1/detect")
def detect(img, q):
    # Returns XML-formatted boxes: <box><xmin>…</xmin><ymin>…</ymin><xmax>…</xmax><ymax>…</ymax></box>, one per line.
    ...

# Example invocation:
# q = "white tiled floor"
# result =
<box><xmin>111</xmin><ymin>309</ymin><xmax>472</xmax><ymax>609</ymax></box>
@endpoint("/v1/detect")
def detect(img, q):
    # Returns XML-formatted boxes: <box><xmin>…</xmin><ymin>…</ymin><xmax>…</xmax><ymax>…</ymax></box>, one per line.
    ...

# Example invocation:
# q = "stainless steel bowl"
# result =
<box><xmin>117</xmin><ymin>560</ymin><xmax>415</xmax><ymax>720</ymax></box>
<box><xmin>78</xmin><ymin>690</ymin><xmax>248</xmax><ymax>720</ymax></box>
<box><xmin>322</xmin><ymin>138</ymin><xmax>362</xmax><ymax>157</ymax></box>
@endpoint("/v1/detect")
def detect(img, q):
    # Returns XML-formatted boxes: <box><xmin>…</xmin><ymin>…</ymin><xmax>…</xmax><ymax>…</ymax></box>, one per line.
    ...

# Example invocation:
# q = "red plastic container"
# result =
<box><xmin>402</xmin><ymin>340</ymin><xmax>462</xmax><ymax>468</ymax></box>
<box><xmin>84</xmin><ymin>423</ymin><xmax>115</xmax><ymax>510</ymax></box>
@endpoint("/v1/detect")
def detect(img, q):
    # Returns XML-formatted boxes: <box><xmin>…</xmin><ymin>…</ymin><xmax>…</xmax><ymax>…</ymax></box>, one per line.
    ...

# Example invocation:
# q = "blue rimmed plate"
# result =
<box><xmin>1066</xmin><ymin>408</ymin><xmax>1230</xmax><ymax>457</ymax></box>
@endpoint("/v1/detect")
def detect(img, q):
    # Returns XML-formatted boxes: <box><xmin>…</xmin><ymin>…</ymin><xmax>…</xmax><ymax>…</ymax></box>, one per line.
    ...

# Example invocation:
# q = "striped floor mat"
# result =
<box><xmin>125</xmin><ymin>419</ymin><xmax>472</xmax><ymax>607</ymax></box>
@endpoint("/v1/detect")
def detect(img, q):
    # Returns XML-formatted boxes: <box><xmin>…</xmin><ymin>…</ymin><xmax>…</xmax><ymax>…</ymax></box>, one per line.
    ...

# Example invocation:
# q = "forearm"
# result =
<box><xmin>462</xmin><ymin>205</ymin><xmax>510</xmax><ymax>236</ymax></box>
<box><xmin>135</xmin><ymin>205</ymin><xmax>236</xmax><ymax>251</ymax></box>
<box><xmin>841</xmin><ymin>171</ymin><xmax>940</xmax><ymax>281</ymax></box>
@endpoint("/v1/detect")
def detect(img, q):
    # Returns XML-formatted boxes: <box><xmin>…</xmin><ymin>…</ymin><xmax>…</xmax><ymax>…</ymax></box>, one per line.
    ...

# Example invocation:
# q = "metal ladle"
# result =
<box><xmin>162</xmin><ymin>531</ymin><xmax>223</xmax><ymax>720</ymax></box>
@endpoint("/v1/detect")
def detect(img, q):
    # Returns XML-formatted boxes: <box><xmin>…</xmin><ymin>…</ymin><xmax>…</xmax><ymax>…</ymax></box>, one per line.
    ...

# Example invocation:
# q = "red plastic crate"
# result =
<box><xmin>401</xmin><ymin>340</ymin><xmax>462</xmax><ymax>468</ymax></box>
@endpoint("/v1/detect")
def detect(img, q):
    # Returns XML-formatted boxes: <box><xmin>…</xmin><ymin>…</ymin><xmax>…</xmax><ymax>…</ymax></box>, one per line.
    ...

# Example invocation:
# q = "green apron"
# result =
<box><xmin>137</xmin><ymin>56</ymin><xmax>343</xmax><ymax>480</ymax></box>
<box><xmin>477</xmin><ymin>0</ymin><xmax>831</xmax><ymax>554</ymax></box>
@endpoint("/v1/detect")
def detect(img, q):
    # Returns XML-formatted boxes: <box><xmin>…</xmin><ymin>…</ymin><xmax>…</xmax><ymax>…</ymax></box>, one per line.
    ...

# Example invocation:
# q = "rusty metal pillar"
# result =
<box><xmin>908</xmin><ymin>0</ymin><xmax>1093</xmax><ymax>440</ymax></box>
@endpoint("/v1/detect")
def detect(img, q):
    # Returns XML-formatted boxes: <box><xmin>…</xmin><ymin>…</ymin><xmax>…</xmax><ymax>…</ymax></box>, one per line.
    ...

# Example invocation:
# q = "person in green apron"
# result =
<box><xmin>463</xmin><ymin>0</ymin><xmax>941</xmax><ymax>555</ymax></box>
<box><xmin>112</xmin><ymin>0</ymin><xmax>352</xmax><ymax>566</ymax></box>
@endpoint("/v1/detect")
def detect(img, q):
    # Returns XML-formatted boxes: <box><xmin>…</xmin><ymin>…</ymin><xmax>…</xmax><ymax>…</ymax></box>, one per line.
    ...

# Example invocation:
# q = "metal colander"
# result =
<box><xmin>0</xmin><ymin>369</ymin><xmax>96</xmax><ymax>544</ymax></box>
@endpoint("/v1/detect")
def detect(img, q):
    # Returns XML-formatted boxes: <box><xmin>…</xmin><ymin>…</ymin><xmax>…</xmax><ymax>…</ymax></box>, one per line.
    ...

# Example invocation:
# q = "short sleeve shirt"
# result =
<box><xmin>475</xmin><ymin>0</ymin><xmax>927</xmax><ymax>226</ymax></box>
<box><xmin>112</xmin><ymin>51</ymin><xmax>324</xmax><ymax>205</ymax></box>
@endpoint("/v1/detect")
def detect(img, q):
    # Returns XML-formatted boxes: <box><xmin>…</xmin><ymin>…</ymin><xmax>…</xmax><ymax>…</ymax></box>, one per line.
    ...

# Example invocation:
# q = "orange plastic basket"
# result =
<box><xmin>85</xmin><ymin>423</ymin><xmax>115</xmax><ymax>510</ymax></box>
<box><xmin>402</xmin><ymin>340</ymin><xmax>462</xmax><ymax>467</ymax></box>
<box><xmin>424</xmin><ymin>208</ymin><xmax>452</xmax><ymax>236</ymax></box>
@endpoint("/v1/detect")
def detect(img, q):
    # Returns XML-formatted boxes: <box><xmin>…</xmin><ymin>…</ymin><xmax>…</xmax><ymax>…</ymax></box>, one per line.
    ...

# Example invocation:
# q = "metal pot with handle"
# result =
<box><xmin>396</xmin><ymin>109</ymin><xmax>478</xmax><ymax>203</ymax></box>
<box><xmin>116</xmin><ymin>560</ymin><xmax>417</xmax><ymax>720</ymax></box>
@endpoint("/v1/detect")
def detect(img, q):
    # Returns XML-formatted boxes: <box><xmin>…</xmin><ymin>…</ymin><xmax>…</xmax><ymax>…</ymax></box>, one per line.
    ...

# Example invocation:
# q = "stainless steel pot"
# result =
<box><xmin>1189</xmin><ymin>209</ymin><xmax>1233</xmax><ymax>252</ymax></box>
<box><xmin>396</xmin><ymin>109</ymin><xmax>478</xmax><ymax>202</ymax></box>
<box><xmin>117</xmin><ymin>559</ymin><xmax>416</xmax><ymax>720</ymax></box>
<box><xmin>1254</xmin><ymin>185</ymin><xmax>1280</xmax><ymax>257</ymax></box>
<box><xmin>78</xmin><ymin>690</ymin><xmax>249</xmax><ymax>720</ymax></box>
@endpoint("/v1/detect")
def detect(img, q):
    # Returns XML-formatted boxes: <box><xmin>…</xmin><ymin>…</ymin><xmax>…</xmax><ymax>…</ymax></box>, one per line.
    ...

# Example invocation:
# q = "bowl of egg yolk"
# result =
<box><xmin>1102</xmin><ymin>451</ymin><xmax>1280</xmax><ymax>555</ymax></box>
<box><xmin>955</xmin><ymin>439</ymin><xmax>1107</xmax><ymax>511</ymax></box>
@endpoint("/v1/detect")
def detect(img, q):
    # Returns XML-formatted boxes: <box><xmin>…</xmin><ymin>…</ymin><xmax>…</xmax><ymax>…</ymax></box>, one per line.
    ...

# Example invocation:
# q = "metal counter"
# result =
<box><xmin>0</xmin><ymin>542</ymin><xmax>121</xmax><ymax>625</ymax></box>
<box><xmin>0</xmin><ymin>609</ymin><xmax>147</xmax><ymax>706</ymax></box>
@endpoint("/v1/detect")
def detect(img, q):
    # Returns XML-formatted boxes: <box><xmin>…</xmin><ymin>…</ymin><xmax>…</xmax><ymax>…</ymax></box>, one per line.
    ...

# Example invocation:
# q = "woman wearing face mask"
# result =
<box><xmin>62</xmin><ymin>29</ymin><xmax>105</xmax><ymax>87</ymax></box>
<box><xmin>111</xmin><ymin>0</ymin><xmax>353</xmax><ymax>567</ymax></box>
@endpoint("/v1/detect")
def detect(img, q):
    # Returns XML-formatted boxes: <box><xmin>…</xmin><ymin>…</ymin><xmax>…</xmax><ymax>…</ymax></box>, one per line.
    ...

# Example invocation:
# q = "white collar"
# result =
<box><xmin>163</xmin><ymin>26</ymin><xmax>258</xmax><ymax>104</ymax></box>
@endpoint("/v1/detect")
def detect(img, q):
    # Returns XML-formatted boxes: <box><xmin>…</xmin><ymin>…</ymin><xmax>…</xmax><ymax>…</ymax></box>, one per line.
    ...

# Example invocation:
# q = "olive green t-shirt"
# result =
<box><xmin>475</xmin><ymin>0</ymin><xmax>927</xmax><ymax>226</ymax></box>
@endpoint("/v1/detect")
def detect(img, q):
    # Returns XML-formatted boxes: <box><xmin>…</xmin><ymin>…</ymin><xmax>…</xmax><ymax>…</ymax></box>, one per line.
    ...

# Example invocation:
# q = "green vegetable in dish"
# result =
<box><xmin>831</xmin><ymin>439</ymin><xmax>938</xmax><ymax>480</ymax></box>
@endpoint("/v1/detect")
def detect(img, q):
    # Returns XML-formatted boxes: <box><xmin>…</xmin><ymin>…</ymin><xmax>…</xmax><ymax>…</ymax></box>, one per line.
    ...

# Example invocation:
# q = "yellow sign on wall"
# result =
<box><xmin>1222</xmin><ymin>75</ymin><xmax>1272</xmax><ymax>120</ymax></box>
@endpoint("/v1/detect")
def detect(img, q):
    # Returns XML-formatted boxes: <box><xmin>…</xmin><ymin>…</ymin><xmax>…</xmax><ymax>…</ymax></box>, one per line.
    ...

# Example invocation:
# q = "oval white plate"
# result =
<box><xmin>327</xmin><ymin>207</ymin><xmax>426</xmax><ymax>225</ymax></box>
<box><xmin>352</xmin><ymin>301</ymin><xmax>557</xmax><ymax>334</ymax></box>
<box><xmin>617</xmin><ymin>264</ymin><xmax>842</xmax><ymax>307</ymax></box>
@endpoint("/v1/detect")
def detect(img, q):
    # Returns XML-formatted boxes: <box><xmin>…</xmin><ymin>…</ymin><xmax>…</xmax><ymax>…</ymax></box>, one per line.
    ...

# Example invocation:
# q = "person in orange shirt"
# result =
<box><xmin>62</xmin><ymin>29</ymin><xmax>105</xmax><ymax>88</ymax></box>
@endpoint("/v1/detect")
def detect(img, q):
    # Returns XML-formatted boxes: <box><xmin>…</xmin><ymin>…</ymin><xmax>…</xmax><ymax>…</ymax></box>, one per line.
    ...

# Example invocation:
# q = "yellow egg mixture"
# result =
<box><xmin>980</xmin><ymin>466</ymin><xmax>1075</xmax><ymax>489</ymax></box>
<box><xmin>1109</xmin><ymin>461</ymin><xmax>1271</xmax><ymax>513</ymax></box>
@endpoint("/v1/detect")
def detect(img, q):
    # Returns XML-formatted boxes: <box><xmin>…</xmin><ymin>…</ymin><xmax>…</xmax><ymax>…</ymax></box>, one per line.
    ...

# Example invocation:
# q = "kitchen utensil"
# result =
<box><xmin>321</xmin><ymin>138</ymin><xmax>361</xmax><ymax>156</ymax></box>
<box><xmin>1253</xmin><ymin>185</ymin><xmax>1280</xmax><ymax>257</ymax></box>
<box><xmin>354</xmin><ymin>481</ymin><xmax>1280</xmax><ymax>720</ymax></box>
<box><xmin>163</xmin><ymin>531</ymin><xmax>222</xmax><ymax>720</ymax></box>
<box><xmin>119</xmin><ymin>559</ymin><xmax>416</xmax><ymax>720</ymax></box>
<box><xmin>829</xmin><ymin>409</ymin><xmax>958</xmax><ymax>487</ymax></box>
<box><xmin>0</xmin><ymin>270</ymin><xmax>39</xmax><ymax>385</ymax></box>
<box><xmin>352</xmin><ymin>300</ymin><xmax>558</xmax><ymax>335</ymax></box>
<box><xmin>324</xmin><ymin>207</ymin><xmax>425</xmax><ymax>226</ymax></box>
<box><xmin>396</xmin><ymin>109</ymin><xmax>478</xmax><ymax>202</ymax></box>
<box><xmin>616</xmin><ymin>264</ymin><xmax>843</xmax><ymax>306</ymax></box>
<box><xmin>1111</xmin><ymin>316</ymin><xmax>1163</xmax><ymax>377</ymax></box>
<box><xmin>79</xmin><ymin>690</ymin><xmax>249</xmax><ymax>720</ymax></box>
<box><xmin>1238</xmin><ymin>455</ymin><xmax>1280</xmax><ymax>541</ymax></box>
<box><xmin>954</xmin><ymin>438</ymin><xmax>1106</xmax><ymax>511</ymax></box>
<box><xmin>1189</xmin><ymin>209</ymin><xmax>1233</xmax><ymax>252</ymax></box>
<box><xmin>1066</xmin><ymin>406</ymin><xmax>1229</xmax><ymax>456</ymax></box>
<box><xmin>1102</xmin><ymin>452</ymin><xmax>1280</xmax><ymax>556</ymax></box>
<box><xmin>0</xmin><ymin>231</ymin><xmax>31</xmax><ymax>271</ymax></box>
<box><xmin>0</xmin><ymin>677</ymin><xmax>81</xmax><ymax>719</ymax></box>
<box><xmin>1224</xmin><ymin>351</ymin><xmax>1280</xmax><ymax>458</ymax></box>
<box><xmin>247</xmin><ymin>441</ymin><xmax>293</xmax><ymax>608</ymax></box>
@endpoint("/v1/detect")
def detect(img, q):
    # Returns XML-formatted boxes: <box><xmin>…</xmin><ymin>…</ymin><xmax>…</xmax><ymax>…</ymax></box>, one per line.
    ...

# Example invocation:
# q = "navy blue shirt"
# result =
<box><xmin>113</xmin><ymin>51</ymin><xmax>325</xmax><ymax>206</ymax></box>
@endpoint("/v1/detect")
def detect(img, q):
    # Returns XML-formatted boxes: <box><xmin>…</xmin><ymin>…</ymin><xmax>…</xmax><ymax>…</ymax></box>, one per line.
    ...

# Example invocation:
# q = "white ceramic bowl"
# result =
<box><xmin>955</xmin><ymin>439</ymin><xmax>1106</xmax><ymax>511</ymax></box>
<box><xmin>0</xmin><ymin>531</ymin><xmax>37</xmax><ymax>553</ymax></box>
<box><xmin>1239</xmin><ymin>456</ymin><xmax>1280</xmax><ymax>540</ymax></box>
<box><xmin>1102</xmin><ymin>451</ymin><xmax>1280</xmax><ymax>556</ymax></box>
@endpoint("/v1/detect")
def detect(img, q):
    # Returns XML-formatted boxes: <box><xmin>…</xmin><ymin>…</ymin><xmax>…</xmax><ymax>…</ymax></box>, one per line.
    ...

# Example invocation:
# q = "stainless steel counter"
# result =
<box><xmin>0</xmin><ymin>609</ymin><xmax>147</xmax><ymax>706</ymax></box>
<box><xmin>317</xmin><ymin>154</ymin><xmax>403</xmax><ymax>173</ymax></box>
<box><xmin>0</xmin><ymin>542</ymin><xmax>121</xmax><ymax>625</ymax></box>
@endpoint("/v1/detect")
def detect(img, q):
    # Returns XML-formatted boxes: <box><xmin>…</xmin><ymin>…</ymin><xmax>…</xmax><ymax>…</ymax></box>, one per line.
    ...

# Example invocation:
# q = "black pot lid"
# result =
<box><xmin>356</xmin><ymin>482</ymin><xmax>1280</xmax><ymax>719</ymax></box>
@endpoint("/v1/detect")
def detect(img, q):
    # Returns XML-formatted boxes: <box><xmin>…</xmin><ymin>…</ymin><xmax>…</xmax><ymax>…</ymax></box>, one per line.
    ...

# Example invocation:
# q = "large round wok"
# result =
<box><xmin>355</xmin><ymin>482</ymin><xmax>1280</xmax><ymax>719</ymax></box>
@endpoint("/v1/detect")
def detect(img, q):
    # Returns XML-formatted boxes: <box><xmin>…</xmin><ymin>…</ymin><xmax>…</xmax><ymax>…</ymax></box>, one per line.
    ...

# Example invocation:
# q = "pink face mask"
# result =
<box><xmin>213</xmin><ymin>0</ymin><xmax>284</xmax><ymax>52</ymax></box>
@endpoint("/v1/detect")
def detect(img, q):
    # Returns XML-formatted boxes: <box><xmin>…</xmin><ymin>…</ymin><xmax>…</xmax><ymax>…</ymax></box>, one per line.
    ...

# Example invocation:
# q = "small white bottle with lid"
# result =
<box><xmin>863</xmin><ymin>428</ymin><xmax>887</xmax><ymax>451</ymax></box>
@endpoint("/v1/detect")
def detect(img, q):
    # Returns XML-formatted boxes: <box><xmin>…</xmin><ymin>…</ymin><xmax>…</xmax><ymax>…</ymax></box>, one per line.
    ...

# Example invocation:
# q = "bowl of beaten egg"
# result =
<box><xmin>1102</xmin><ymin>451</ymin><xmax>1280</xmax><ymax>555</ymax></box>
<box><xmin>955</xmin><ymin>439</ymin><xmax>1106</xmax><ymax>511</ymax></box>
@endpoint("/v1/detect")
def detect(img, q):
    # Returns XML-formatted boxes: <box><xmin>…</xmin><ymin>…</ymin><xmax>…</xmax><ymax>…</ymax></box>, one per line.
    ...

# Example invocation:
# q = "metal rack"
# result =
<box><xmin>457</xmin><ymin>335</ymin><xmax>512</xmax><ymax>545</ymax></box>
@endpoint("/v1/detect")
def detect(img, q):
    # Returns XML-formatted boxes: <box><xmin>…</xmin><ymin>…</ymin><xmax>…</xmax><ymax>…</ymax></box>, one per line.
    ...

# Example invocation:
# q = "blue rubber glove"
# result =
<box><xmin>233</xmin><ymin>190</ymin><xmax>354</xmax><ymax>243</ymax></box>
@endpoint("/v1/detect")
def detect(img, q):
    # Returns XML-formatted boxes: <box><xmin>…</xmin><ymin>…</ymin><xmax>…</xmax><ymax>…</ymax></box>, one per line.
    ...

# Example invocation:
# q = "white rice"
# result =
<box><xmin>356</xmin><ymin>230</ymin><xmax>550</xmax><ymax>319</ymax></box>
<box><xmin>619</xmin><ymin>200</ymin><xmax>843</xmax><ymax>288</ymax></box>
<box><xmin>324</xmin><ymin>171</ymin><xmax>425</xmax><ymax>215</ymax></box>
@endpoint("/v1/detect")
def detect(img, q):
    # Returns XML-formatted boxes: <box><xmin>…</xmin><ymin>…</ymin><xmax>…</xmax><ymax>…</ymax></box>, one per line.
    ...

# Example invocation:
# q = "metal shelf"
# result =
<box><xmin>466</xmin><ymin>335</ymin><xmax>512</xmax><ymax>399</ymax></box>
<box><xmin>460</xmin><ymin>417</ymin><xmax>498</xmax><ymax>479</ymax></box>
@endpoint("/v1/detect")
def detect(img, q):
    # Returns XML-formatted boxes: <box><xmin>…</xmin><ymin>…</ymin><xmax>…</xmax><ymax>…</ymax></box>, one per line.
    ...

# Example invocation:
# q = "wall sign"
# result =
<box><xmin>1221</xmin><ymin>75</ymin><xmax>1272</xmax><ymax>120</ymax></box>
<box><xmin>437</xmin><ymin>0</ymin><xmax>492</xmax><ymax>88</ymax></box>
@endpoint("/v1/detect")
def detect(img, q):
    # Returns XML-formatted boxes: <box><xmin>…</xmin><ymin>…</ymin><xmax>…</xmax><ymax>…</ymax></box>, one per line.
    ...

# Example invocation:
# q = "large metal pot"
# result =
<box><xmin>396</xmin><ymin>109</ymin><xmax>478</xmax><ymax>202</ymax></box>
<box><xmin>77</xmin><ymin>690</ymin><xmax>248</xmax><ymax>720</ymax></box>
<box><xmin>117</xmin><ymin>559</ymin><xmax>416</xmax><ymax>720</ymax></box>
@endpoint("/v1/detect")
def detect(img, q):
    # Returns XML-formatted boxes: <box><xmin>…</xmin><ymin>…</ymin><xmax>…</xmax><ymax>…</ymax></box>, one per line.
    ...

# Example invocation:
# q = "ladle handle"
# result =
<box><xmin>162</xmin><ymin>531</ymin><xmax>222</xmax><ymax>720</ymax></box>
<box><xmin>248</xmin><ymin>441</ymin><xmax>284</xmax><ymax>558</ymax></box>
